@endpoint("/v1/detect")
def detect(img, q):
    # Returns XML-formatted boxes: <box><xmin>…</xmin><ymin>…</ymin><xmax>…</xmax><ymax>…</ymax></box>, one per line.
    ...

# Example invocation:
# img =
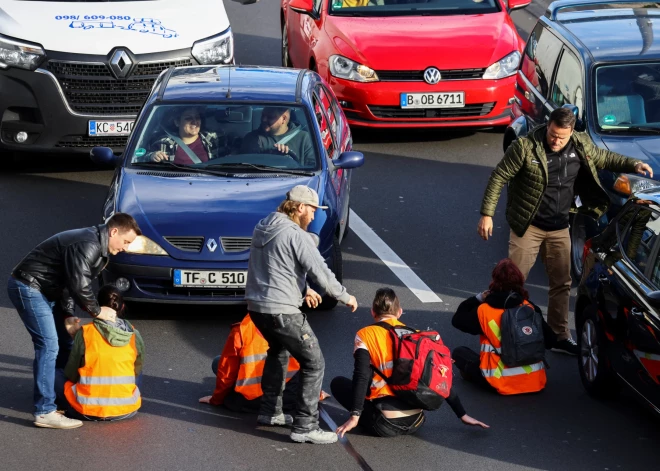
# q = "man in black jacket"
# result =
<box><xmin>7</xmin><ymin>213</ymin><xmax>141</xmax><ymax>429</ymax></box>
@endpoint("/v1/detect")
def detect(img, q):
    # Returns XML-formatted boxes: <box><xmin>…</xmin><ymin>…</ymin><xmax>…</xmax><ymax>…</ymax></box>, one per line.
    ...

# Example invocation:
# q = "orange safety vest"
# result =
<box><xmin>355</xmin><ymin>318</ymin><xmax>405</xmax><ymax>401</ymax></box>
<box><xmin>64</xmin><ymin>323</ymin><xmax>141</xmax><ymax>418</ymax></box>
<box><xmin>234</xmin><ymin>314</ymin><xmax>300</xmax><ymax>400</ymax></box>
<box><xmin>477</xmin><ymin>302</ymin><xmax>547</xmax><ymax>395</ymax></box>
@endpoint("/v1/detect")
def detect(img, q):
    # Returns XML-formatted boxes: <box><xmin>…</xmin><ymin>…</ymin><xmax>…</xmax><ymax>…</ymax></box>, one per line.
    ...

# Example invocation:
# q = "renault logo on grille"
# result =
<box><xmin>206</xmin><ymin>238</ymin><xmax>218</xmax><ymax>253</ymax></box>
<box><xmin>423</xmin><ymin>67</ymin><xmax>441</xmax><ymax>85</ymax></box>
<box><xmin>109</xmin><ymin>50</ymin><xmax>133</xmax><ymax>78</ymax></box>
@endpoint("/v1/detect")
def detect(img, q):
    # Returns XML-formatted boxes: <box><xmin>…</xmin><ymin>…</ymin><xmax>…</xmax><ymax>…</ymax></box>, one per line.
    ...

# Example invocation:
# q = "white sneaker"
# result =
<box><xmin>290</xmin><ymin>428</ymin><xmax>338</xmax><ymax>444</ymax></box>
<box><xmin>34</xmin><ymin>411</ymin><xmax>83</xmax><ymax>429</ymax></box>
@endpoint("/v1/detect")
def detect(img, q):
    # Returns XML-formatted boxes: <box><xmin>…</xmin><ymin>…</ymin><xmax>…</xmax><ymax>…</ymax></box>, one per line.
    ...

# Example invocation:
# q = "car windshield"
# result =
<box><xmin>129</xmin><ymin>103</ymin><xmax>320</xmax><ymax>172</ymax></box>
<box><xmin>596</xmin><ymin>62</ymin><xmax>660</xmax><ymax>133</ymax></box>
<box><xmin>329</xmin><ymin>0</ymin><xmax>500</xmax><ymax>16</ymax></box>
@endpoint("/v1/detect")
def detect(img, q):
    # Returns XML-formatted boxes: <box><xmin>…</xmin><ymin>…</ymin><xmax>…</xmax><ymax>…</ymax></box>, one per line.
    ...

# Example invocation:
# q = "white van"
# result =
<box><xmin>0</xmin><ymin>0</ymin><xmax>233</xmax><ymax>156</ymax></box>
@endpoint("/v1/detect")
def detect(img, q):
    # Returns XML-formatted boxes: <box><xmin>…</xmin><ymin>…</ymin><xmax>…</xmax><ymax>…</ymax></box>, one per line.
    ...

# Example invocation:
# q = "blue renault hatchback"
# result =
<box><xmin>90</xmin><ymin>65</ymin><xmax>364</xmax><ymax>307</ymax></box>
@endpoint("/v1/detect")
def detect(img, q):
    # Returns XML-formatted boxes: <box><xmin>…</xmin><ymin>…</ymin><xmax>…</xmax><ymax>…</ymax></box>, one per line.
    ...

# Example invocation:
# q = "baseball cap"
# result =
<box><xmin>286</xmin><ymin>185</ymin><xmax>328</xmax><ymax>209</ymax></box>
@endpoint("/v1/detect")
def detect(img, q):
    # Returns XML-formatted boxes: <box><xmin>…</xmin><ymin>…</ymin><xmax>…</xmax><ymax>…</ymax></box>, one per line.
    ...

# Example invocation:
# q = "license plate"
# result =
<box><xmin>88</xmin><ymin>120</ymin><xmax>135</xmax><ymax>136</ymax></box>
<box><xmin>173</xmin><ymin>269</ymin><xmax>247</xmax><ymax>288</ymax></box>
<box><xmin>400</xmin><ymin>92</ymin><xmax>465</xmax><ymax>109</ymax></box>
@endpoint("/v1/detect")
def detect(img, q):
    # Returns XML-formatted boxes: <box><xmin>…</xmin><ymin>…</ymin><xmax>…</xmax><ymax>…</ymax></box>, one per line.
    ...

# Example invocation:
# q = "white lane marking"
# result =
<box><xmin>350</xmin><ymin>210</ymin><xmax>442</xmax><ymax>303</ymax></box>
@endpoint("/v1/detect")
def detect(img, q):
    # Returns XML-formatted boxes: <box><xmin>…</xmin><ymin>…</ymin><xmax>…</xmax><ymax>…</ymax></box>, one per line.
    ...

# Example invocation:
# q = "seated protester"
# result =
<box><xmin>452</xmin><ymin>258</ymin><xmax>556</xmax><ymax>395</ymax></box>
<box><xmin>333</xmin><ymin>288</ymin><xmax>489</xmax><ymax>438</ymax></box>
<box><xmin>240</xmin><ymin>107</ymin><xmax>315</xmax><ymax>167</ymax></box>
<box><xmin>58</xmin><ymin>285</ymin><xmax>144</xmax><ymax>421</ymax></box>
<box><xmin>142</xmin><ymin>106</ymin><xmax>228</xmax><ymax>164</ymax></box>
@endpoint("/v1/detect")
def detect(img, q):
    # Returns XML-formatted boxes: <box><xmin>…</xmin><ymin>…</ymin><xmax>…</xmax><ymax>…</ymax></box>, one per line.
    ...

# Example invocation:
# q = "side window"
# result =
<box><xmin>318</xmin><ymin>86</ymin><xmax>338</xmax><ymax>142</ymax></box>
<box><xmin>619</xmin><ymin>207</ymin><xmax>660</xmax><ymax>281</ymax></box>
<box><xmin>550</xmin><ymin>49</ymin><xmax>583</xmax><ymax>117</ymax></box>
<box><xmin>521</xmin><ymin>24</ymin><xmax>563</xmax><ymax>98</ymax></box>
<box><xmin>312</xmin><ymin>93</ymin><xmax>336</xmax><ymax>158</ymax></box>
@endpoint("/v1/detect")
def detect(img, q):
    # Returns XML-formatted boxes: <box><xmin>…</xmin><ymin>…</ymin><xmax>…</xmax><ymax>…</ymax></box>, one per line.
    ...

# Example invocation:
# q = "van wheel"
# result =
<box><xmin>316</xmin><ymin>237</ymin><xmax>342</xmax><ymax>310</ymax></box>
<box><xmin>577</xmin><ymin>306</ymin><xmax>619</xmax><ymax>398</ymax></box>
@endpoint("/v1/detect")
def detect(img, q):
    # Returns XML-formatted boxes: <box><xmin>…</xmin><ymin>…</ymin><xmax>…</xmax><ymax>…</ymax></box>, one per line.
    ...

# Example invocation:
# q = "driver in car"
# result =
<box><xmin>240</xmin><ymin>107</ymin><xmax>315</xmax><ymax>167</ymax></box>
<box><xmin>142</xmin><ymin>107</ymin><xmax>228</xmax><ymax>165</ymax></box>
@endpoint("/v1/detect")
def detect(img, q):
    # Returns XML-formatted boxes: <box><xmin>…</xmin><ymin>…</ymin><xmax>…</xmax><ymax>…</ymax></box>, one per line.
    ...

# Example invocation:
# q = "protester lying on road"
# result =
<box><xmin>199</xmin><ymin>313</ymin><xmax>329</xmax><ymax>418</ymax></box>
<box><xmin>452</xmin><ymin>259</ymin><xmax>556</xmax><ymax>395</ymax></box>
<box><xmin>7</xmin><ymin>213</ymin><xmax>140</xmax><ymax>429</ymax></box>
<box><xmin>333</xmin><ymin>288</ymin><xmax>489</xmax><ymax>438</ymax></box>
<box><xmin>56</xmin><ymin>285</ymin><xmax>144</xmax><ymax>422</ymax></box>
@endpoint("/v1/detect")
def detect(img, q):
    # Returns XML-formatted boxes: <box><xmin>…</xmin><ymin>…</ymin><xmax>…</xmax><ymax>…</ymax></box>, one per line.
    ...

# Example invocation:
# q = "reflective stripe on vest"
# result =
<box><xmin>236</xmin><ymin>369</ymin><xmax>296</xmax><ymax>387</ymax></box>
<box><xmin>71</xmin><ymin>384</ymin><xmax>140</xmax><ymax>406</ymax></box>
<box><xmin>481</xmin><ymin>361</ymin><xmax>544</xmax><ymax>378</ymax></box>
<box><xmin>78</xmin><ymin>376</ymin><xmax>136</xmax><ymax>385</ymax></box>
<box><xmin>240</xmin><ymin>353</ymin><xmax>268</xmax><ymax>365</ymax></box>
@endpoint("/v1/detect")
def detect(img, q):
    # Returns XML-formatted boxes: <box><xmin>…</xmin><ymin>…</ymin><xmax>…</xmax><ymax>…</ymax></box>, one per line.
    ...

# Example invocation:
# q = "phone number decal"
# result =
<box><xmin>55</xmin><ymin>15</ymin><xmax>132</xmax><ymax>21</ymax></box>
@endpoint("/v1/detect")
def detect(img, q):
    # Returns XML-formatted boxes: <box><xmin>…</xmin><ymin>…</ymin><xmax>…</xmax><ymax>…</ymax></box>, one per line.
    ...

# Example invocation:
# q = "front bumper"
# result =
<box><xmin>328</xmin><ymin>75</ymin><xmax>516</xmax><ymax>128</ymax></box>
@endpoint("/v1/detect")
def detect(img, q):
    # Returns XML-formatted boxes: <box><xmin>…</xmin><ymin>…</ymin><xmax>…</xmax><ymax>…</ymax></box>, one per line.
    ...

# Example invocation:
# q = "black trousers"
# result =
<box><xmin>451</xmin><ymin>346</ymin><xmax>495</xmax><ymax>391</ymax></box>
<box><xmin>330</xmin><ymin>376</ymin><xmax>425</xmax><ymax>437</ymax></box>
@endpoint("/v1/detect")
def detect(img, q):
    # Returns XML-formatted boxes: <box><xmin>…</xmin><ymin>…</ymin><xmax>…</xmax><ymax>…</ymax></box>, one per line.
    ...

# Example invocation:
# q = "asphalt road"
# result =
<box><xmin>1</xmin><ymin>1</ymin><xmax>658</xmax><ymax>470</ymax></box>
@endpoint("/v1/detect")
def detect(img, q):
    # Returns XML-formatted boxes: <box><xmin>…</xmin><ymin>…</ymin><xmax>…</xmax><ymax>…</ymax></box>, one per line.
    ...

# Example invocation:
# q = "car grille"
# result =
<box><xmin>56</xmin><ymin>135</ymin><xmax>130</xmax><ymax>148</ymax></box>
<box><xmin>137</xmin><ymin>284</ymin><xmax>246</xmax><ymax>299</ymax></box>
<box><xmin>221</xmin><ymin>237</ymin><xmax>252</xmax><ymax>253</ymax></box>
<box><xmin>46</xmin><ymin>58</ymin><xmax>194</xmax><ymax>115</ymax></box>
<box><xmin>369</xmin><ymin>102</ymin><xmax>495</xmax><ymax>119</ymax></box>
<box><xmin>164</xmin><ymin>236</ymin><xmax>205</xmax><ymax>253</ymax></box>
<box><xmin>375</xmin><ymin>68</ymin><xmax>487</xmax><ymax>82</ymax></box>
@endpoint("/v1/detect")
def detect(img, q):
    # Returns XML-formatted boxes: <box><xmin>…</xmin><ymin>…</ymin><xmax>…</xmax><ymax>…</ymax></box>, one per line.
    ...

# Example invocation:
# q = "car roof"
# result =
<box><xmin>157</xmin><ymin>65</ymin><xmax>307</xmax><ymax>103</ymax></box>
<box><xmin>546</xmin><ymin>1</ymin><xmax>660</xmax><ymax>62</ymax></box>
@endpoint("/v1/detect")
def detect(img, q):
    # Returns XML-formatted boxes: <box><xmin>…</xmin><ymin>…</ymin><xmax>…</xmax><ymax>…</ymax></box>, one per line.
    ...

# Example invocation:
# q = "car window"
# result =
<box><xmin>128</xmin><ymin>103</ymin><xmax>320</xmax><ymax>170</ymax></box>
<box><xmin>312</xmin><ymin>92</ymin><xmax>337</xmax><ymax>158</ymax></box>
<box><xmin>619</xmin><ymin>207</ymin><xmax>660</xmax><ymax>281</ymax></box>
<box><xmin>318</xmin><ymin>86</ymin><xmax>339</xmax><ymax>143</ymax></box>
<box><xmin>521</xmin><ymin>24</ymin><xmax>563</xmax><ymax>99</ymax></box>
<box><xmin>550</xmin><ymin>49</ymin><xmax>583</xmax><ymax>117</ymax></box>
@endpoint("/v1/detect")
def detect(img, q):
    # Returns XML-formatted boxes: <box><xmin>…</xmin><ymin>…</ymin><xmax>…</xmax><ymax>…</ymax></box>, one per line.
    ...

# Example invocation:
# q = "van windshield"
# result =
<box><xmin>329</xmin><ymin>0</ymin><xmax>500</xmax><ymax>17</ymax></box>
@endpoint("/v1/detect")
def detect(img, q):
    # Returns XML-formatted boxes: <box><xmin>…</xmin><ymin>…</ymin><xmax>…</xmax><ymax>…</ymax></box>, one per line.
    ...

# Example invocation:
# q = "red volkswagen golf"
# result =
<box><xmin>281</xmin><ymin>0</ymin><xmax>530</xmax><ymax>128</ymax></box>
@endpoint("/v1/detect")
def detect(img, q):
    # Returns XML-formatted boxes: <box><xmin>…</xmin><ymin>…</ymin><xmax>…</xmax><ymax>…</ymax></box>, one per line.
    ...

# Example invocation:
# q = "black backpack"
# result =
<box><xmin>498</xmin><ymin>295</ymin><xmax>546</xmax><ymax>367</ymax></box>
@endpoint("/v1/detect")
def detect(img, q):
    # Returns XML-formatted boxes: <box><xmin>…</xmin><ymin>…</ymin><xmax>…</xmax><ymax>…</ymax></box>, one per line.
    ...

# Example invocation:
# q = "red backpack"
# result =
<box><xmin>372</xmin><ymin>322</ymin><xmax>453</xmax><ymax>411</ymax></box>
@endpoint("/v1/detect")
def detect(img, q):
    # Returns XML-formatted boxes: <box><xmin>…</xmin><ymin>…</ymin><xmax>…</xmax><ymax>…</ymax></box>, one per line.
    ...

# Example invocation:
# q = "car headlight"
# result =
<box><xmin>0</xmin><ymin>36</ymin><xmax>45</xmax><ymax>71</ymax></box>
<box><xmin>329</xmin><ymin>55</ymin><xmax>379</xmax><ymax>83</ymax></box>
<box><xmin>192</xmin><ymin>28</ymin><xmax>233</xmax><ymax>65</ymax></box>
<box><xmin>126</xmin><ymin>236</ymin><xmax>168</xmax><ymax>255</ymax></box>
<box><xmin>483</xmin><ymin>51</ymin><xmax>521</xmax><ymax>80</ymax></box>
<box><xmin>613</xmin><ymin>174</ymin><xmax>660</xmax><ymax>196</ymax></box>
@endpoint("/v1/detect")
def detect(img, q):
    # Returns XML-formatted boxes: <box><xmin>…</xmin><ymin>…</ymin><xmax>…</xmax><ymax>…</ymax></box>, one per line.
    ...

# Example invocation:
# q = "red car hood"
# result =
<box><xmin>325</xmin><ymin>13</ymin><xmax>519</xmax><ymax>71</ymax></box>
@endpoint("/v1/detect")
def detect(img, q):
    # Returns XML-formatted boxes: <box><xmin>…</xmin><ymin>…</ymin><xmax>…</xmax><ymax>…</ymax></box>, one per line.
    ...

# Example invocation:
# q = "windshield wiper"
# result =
<box><xmin>626</xmin><ymin>126</ymin><xmax>660</xmax><ymax>134</ymax></box>
<box><xmin>131</xmin><ymin>161</ymin><xmax>233</xmax><ymax>177</ymax></box>
<box><xmin>205</xmin><ymin>162</ymin><xmax>315</xmax><ymax>176</ymax></box>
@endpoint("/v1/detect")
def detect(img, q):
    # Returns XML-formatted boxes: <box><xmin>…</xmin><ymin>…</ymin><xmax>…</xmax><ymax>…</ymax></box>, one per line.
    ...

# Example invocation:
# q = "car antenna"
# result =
<box><xmin>226</xmin><ymin>66</ymin><xmax>232</xmax><ymax>99</ymax></box>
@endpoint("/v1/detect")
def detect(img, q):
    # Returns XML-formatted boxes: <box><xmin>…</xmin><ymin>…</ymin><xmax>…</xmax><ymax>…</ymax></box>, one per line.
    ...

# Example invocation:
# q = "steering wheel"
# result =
<box><xmin>266</xmin><ymin>147</ymin><xmax>300</xmax><ymax>164</ymax></box>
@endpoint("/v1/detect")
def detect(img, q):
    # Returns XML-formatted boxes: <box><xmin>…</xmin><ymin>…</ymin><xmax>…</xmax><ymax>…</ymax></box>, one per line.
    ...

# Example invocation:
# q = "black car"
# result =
<box><xmin>576</xmin><ymin>192</ymin><xmax>660</xmax><ymax>415</ymax></box>
<box><xmin>504</xmin><ymin>0</ymin><xmax>660</xmax><ymax>279</ymax></box>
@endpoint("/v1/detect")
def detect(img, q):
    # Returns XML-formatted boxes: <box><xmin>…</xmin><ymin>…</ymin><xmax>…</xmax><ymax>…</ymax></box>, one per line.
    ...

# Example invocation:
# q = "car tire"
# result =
<box><xmin>282</xmin><ymin>22</ymin><xmax>292</xmax><ymax>68</ymax></box>
<box><xmin>316</xmin><ymin>236</ymin><xmax>342</xmax><ymax>311</ymax></box>
<box><xmin>341</xmin><ymin>206</ymin><xmax>351</xmax><ymax>243</ymax></box>
<box><xmin>570</xmin><ymin>213</ymin><xmax>588</xmax><ymax>281</ymax></box>
<box><xmin>576</xmin><ymin>305</ymin><xmax>619</xmax><ymax>398</ymax></box>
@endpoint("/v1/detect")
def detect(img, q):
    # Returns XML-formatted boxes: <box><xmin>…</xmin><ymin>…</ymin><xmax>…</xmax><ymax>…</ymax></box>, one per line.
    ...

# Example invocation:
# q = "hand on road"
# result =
<box><xmin>64</xmin><ymin>317</ymin><xmax>82</xmax><ymax>338</ymax></box>
<box><xmin>274</xmin><ymin>143</ymin><xmax>290</xmax><ymax>154</ymax></box>
<box><xmin>151</xmin><ymin>151</ymin><xmax>170</xmax><ymax>162</ymax></box>
<box><xmin>460</xmin><ymin>414</ymin><xmax>490</xmax><ymax>429</ymax></box>
<box><xmin>97</xmin><ymin>306</ymin><xmax>117</xmax><ymax>322</ymax></box>
<box><xmin>635</xmin><ymin>162</ymin><xmax>654</xmax><ymax>178</ymax></box>
<box><xmin>199</xmin><ymin>395</ymin><xmax>212</xmax><ymax>404</ymax></box>
<box><xmin>336</xmin><ymin>415</ymin><xmax>359</xmax><ymax>438</ymax></box>
<box><xmin>305</xmin><ymin>288</ymin><xmax>322</xmax><ymax>308</ymax></box>
<box><xmin>477</xmin><ymin>215</ymin><xmax>493</xmax><ymax>241</ymax></box>
<box><xmin>345</xmin><ymin>295</ymin><xmax>358</xmax><ymax>312</ymax></box>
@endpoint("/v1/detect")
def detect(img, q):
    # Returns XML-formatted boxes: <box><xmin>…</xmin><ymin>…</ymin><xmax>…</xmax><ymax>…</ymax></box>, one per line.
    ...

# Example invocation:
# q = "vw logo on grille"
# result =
<box><xmin>206</xmin><ymin>238</ymin><xmax>218</xmax><ymax>252</ymax></box>
<box><xmin>109</xmin><ymin>49</ymin><xmax>133</xmax><ymax>78</ymax></box>
<box><xmin>423</xmin><ymin>67</ymin><xmax>441</xmax><ymax>85</ymax></box>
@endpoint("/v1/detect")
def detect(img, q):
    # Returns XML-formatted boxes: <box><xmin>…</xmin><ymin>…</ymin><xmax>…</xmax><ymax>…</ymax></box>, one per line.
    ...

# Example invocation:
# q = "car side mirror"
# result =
<box><xmin>561</xmin><ymin>103</ymin><xmax>586</xmax><ymax>132</ymax></box>
<box><xmin>232</xmin><ymin>0</ymin><xmax>259</xmax><ymax>4</ymax></box>
<box><xmin>333</xmin><ymin>151</ymin><xmax>364</xmax><ymax>170</ymax></box>
<box><xmin>289</xmin><ymin>0</ymin><xmax>319</xmax><ymax>20</ymax></box>
<box><xmin>646</xmin><ymin>291</ymin><xmax>660</xmax><ymax>307</ymax></box>
<box><xmin>90</xmin><ymin>147</ymin><xmax>119</xmax><ymax>167</ymax></box>
<box><xmin>507</xmin><ymin>0</ymin><xmax>531</xmax><ymax>11</ymax></box>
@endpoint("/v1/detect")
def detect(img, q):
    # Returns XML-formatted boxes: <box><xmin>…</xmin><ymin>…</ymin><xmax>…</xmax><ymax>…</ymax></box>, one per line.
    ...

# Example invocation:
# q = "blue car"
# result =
<box><xmin>90</xmin><ymin>65</ymin><xmax>364</xmax><ymax>307</ymax></box>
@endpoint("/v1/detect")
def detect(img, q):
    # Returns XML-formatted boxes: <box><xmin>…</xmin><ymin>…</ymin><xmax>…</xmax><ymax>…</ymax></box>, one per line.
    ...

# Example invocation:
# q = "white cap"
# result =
<box><xmin>286</xmin><ymin>185</ymin><xmax>328</xmax><ymax>209</ymax></box>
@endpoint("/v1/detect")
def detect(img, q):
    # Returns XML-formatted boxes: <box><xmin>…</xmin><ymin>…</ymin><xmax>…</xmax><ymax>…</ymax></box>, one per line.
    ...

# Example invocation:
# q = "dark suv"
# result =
<box><xmin>577</xmin><ymin>192</ymin><xmax>660</xmax><ymax>416</ymax></box>
<box><xmin>504</xmin><ymin>0</ymin><xmax>660</xmax><ymax>279</ymax></box>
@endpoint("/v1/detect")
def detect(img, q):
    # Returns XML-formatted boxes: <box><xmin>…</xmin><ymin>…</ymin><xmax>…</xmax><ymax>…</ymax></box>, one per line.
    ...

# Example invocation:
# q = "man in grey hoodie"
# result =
<box><xmin>246</xmin><ymin>185</ymin><xmax>358</xmax><ymax>445</ymax></box>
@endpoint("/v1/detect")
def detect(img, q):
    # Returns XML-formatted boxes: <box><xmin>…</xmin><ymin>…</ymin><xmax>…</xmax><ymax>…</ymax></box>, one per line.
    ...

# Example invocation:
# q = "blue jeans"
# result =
<box><xmin>7</xmin><ymin>277</ymin><xmax>73</xmax><ymax>416</ymax></box>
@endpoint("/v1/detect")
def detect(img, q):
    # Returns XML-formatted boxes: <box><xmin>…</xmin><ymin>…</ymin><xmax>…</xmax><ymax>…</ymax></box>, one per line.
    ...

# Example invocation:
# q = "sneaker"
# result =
<box><xmin>34</xmin><ymin>411</ymin><xmax>83</xmax><ymax>429</ymax></box>
<box><xmin>552</xmin><ymin>337</ymin><xmax>579</xmax><ymax>356</ymax></box>
<box><xmin>290</xmin><ymin>428</ymin><xmax>338</xmax><ymax>444</ymax></box>
<box><xmin>257</xmin><ymin>413</ymin><xmax>293</xmax><ymax>426</ymax></box>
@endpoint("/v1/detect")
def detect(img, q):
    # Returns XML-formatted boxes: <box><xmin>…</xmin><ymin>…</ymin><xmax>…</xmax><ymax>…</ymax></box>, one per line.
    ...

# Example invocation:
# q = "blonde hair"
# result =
<box><xmin>277</xmin><ymin>199</ymin><xmax>303</xmax><ymax>218</ymax></box>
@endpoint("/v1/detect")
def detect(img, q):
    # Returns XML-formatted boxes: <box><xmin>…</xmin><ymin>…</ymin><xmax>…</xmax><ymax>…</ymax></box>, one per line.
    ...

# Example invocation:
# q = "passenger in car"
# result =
<box><xmin>143</xmin><ymin>106</ymin><xmax>228</xmax><ymax>164</ymax></box>
<box><xmin>240</xmin><ymin>107</ymin><xmax>316</xmax><ymax>167</ymax></box>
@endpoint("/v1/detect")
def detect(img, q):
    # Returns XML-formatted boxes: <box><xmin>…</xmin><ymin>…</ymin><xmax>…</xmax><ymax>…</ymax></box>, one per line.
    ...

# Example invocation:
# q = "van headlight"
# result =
<box><xmin>0</xmin><ymin>36</ymin><xmax>45</xmax><ymax>70</ymax></box>
<box><xmin>126</xmin><ymin>236</ymin><xmax>168</xmax><ymax>255</ymax></box>
<box><xmin>483</xmin><ymin>51</ymin><xmax>521</xmax><ymax>80</ymax></box>
<box><xmin>329</xmin><ymin>55</ymin><xmax>379</xmax><ymax>82</ymax></box>
<box><xmin>192</xmin><ymin>28</ymin><xmax>234</xmax><ymax>65</ymax></box>
<box><xmin>613</xmin><ymin>174</ymin><xmax>660</xmax><ymax>196</ymax></box>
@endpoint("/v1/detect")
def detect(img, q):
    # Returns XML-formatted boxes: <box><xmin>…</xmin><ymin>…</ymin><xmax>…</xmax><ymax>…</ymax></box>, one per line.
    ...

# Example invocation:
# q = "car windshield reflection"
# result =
<box><xmin>329</xmin><ymin>0</ymin><xmax>500</xmax><ymax>16</ymax></box>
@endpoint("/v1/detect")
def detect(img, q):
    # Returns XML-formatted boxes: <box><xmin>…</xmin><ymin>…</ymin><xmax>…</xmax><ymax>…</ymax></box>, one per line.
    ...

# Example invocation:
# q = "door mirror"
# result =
<box><xmin>289</xmin><ymin>0</ymin><xmax>319</xmax><ymax>19</ymax></box>
<box><xmin>508</xmin><ymin>0</ymin><xmax>531</xmax><ymax>11</ymax></box>
<box><xmin>561</xmin><ymin>103</ymin><xmax>586</xmax><ymax>132</ymax></box>
<box><xmin>90</xmin><ymin>147</ymin><xmax>119</xmax><ymax>167</ymax></box>
<box><xmin>232</xmin><ymin>0</ymin><xmax>259</xmax><ymax>4</ymax></box>
<box><xmin>646</xmin><ymin>291</ymin><xmax>660</xmax><ymax>307</ymax></box>
<box><xmin>334</xmin><ymin>151</ymin><xmax>364</xmax><ymax>170</ymax></box>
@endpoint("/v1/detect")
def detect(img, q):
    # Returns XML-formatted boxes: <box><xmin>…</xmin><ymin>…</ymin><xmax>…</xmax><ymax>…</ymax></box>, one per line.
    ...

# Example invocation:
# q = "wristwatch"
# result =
<box><xmin>350</xmin><ymin>410</ymin><xmax>361</xmax><ymax>417</ymax></box>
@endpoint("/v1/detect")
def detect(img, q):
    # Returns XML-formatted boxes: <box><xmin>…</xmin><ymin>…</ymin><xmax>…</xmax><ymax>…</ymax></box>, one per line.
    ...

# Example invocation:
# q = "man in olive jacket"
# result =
<box><xmin>477</xmin><ymin>107</ymin><xmax>652</xmax><ymax>355</ymax></box>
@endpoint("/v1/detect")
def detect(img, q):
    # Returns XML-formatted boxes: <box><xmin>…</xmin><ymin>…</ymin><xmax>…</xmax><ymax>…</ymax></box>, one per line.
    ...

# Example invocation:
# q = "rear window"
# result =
<box><xmin>329</xmin><ymin>0</ymin><xmax>500</xmax><ymax>17</ymax></box>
